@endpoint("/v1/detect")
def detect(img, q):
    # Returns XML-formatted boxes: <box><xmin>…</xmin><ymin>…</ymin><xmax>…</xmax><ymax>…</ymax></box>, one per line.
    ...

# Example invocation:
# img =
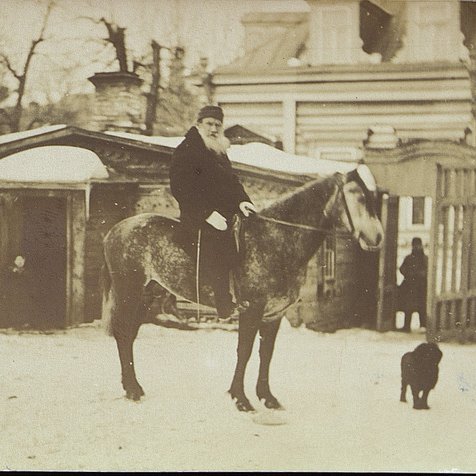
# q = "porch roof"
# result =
<box><xmin>0</xmin><ymin>126</ymin><xmax>358</xmax><ymax>187</ymax></box>
<box><xmin>364</xmin><ymin>140</ymin><xmax>476</xmax><ymax>197</ymax></box>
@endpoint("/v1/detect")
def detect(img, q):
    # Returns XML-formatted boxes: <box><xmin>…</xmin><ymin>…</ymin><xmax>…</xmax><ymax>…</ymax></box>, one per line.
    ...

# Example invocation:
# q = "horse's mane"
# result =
<box><xmin>261</xmin><ymin>173</ymin><xmax>338</xmax><ymax>217</ymax></box>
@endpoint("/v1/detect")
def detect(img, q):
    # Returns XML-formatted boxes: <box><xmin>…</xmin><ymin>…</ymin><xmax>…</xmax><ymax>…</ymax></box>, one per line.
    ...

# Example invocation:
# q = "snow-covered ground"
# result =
<box><xmin>1</xmin><ymin>318</ymin><xmax>475</xmax><ymax>472</ymax></box>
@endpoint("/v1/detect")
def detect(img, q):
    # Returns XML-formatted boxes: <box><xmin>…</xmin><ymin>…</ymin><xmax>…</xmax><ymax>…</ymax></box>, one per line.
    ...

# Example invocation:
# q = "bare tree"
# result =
<box><xmin>75</xmin><ymin>11</ymin><xmax>131</xmax><ymax>73</ymax></box>
<box><xmin>99</xmin><ymin>17</ymin><xmax>128</xmax><ymax>72</ymax></box>
<box><xmin>0</xmin><ymin>1</ymin><xmax>55</xmax><ymax>132</ymax></box>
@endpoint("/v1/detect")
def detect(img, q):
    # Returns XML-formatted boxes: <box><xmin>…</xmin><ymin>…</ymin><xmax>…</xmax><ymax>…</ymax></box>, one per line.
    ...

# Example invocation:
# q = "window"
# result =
<box><xmin>316</xmin><ymin>5</ymin><xmax>353</xmax><ymax>64</ymax></box>
<box><xmin>323</xmin><ymin>235</ymin><xmax>336</xmax><ymax>282</ymax></box>
<box><xmin>414</xmin><ymin>2</ymin><xmax>453</xmax><ymax>61</ymax></box>
<box><xmin>412</xmin><ymin>197</ymin><xmax>425</xmax><ymax>225</ymax></box>
<box><xmin>317</xmin><ymin>235</ymin><xmax>337</xmax><ymax>299</ymax></box>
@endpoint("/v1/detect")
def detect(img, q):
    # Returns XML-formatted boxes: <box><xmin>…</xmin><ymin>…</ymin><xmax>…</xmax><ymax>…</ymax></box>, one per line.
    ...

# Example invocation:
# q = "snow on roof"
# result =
<box><xmin>0</xmin><ymin>124</ymin><xmax>67</xmax><ymax>145</ymax></box>
<box><xmin>0</xmin><ymin>145</ymin><xmax>109</xmax><ymax>182</ymax></box>
<box><xmin>228</xmin><ymin>142</ymin><xmax>356</xmax><ymax>175</ymax></box>
<box><xmin>104</xmin><ymin>130</ymin><xmax>183</xmax><ymax>148</ymax></box>
<box><xmin>0</xmin><ymin>126</ymin><xmax>356</xmax><ymax>179</ymax></box>
<box><xmin>105</xmin><ymin>131</ymin><xmax>357</xmax><ymax>176</ymax></box>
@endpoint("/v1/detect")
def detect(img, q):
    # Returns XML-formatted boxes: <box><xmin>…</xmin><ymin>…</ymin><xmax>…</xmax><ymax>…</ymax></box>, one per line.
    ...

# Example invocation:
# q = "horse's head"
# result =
<box><xmin>328</xmin><ymin>164</ymin><xmax>384</xmax><ymax>251</ymax></box>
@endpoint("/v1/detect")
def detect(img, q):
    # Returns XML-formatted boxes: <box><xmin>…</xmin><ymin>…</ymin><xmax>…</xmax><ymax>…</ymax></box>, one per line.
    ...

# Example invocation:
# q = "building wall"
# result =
<box><xmin>215</xmin><ymin>65</ymin><xmax>472</xmax><ymax>154</ymax></box>
<box><xmin>221</xmin><ymin>102</ymin><xmax>284</xmax><ymax>144</ymax></box>
<box><xmin>295</xmin><ymin>97</ymin><xmax>471</xmax><ymax>152</ymax></box>
<box><xmin>295</xmin><ymin>236</ymin><xmax>377</xmax><ymax>332</ymax></box>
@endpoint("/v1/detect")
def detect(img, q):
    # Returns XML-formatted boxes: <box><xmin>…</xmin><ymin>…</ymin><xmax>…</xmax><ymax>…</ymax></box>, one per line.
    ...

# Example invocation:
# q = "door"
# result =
<box><xmin>429</xmin><ymin>165</ymin><xmax>476</xmax><ymax>342</ymax></box>
<box><xmin>376</xmin><ymin>194</ymin><xmax>399</xmax><ymax>332</ymax></box>
<box><xmin>17</xmin><ymin>196</ymin><xmax>67</xmax><ymax>328</ymax></box>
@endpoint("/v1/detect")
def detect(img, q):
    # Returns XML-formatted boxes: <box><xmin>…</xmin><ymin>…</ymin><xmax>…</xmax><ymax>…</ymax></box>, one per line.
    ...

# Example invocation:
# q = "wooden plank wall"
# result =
<box><xmin>220</xmin><ymin>102</ymin><xmax>283</xmax><ymax>141</ymax></box>
<box><xmin>295</xmin><ymin>100</ymin><xmax>470</xmax><ymax>153</ymax></box>
<box><xmin>296</xmin><ymin>236</ymin><xmax>376</xmax><ymax>332</ymax></box>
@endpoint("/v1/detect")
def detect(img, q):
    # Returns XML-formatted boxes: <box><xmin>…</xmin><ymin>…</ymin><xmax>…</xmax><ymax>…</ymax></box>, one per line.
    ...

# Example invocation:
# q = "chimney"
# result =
<box><xmin>88</xmin><ymin>71</ymin><xmax>144</xmax><ymax>133</ymax></box>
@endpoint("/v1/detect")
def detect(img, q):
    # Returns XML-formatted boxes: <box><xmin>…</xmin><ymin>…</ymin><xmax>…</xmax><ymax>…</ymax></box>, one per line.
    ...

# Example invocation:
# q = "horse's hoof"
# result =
<box><xmin>261</xmin><ymin>397</ymin><xmax>284</xmax><ymax>410</ymax></box>
<box><xmin>235</xmin><ymin>399</ymin><xmax>256</xmax><ymax>412</ymax></box>
<box><xmin>125</xmin><ymin>386</ymin><xmax>145</xmax><ymax>401</ymax></box>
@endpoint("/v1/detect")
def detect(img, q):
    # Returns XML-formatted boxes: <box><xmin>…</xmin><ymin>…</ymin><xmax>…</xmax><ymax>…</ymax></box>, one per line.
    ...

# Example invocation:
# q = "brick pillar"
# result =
<box><xmin>88</xmin><ymin>72</ymin><xmax>144</xmax><ymax>133</ymax></box>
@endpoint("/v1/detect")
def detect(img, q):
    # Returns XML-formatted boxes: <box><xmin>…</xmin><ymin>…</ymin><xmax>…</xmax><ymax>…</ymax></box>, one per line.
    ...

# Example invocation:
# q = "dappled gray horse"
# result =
<box><xmin>102</xmin><ymin>165</ymin><xmax>383</xmax><ymax>411</ymax></box>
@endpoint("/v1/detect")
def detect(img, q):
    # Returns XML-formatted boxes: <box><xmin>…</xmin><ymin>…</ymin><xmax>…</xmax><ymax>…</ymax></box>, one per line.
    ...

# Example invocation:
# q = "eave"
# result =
<box><xmin>0</xmin><ymin>125</ymin><xmax>175</xmax><ymax>159</ymax></box>
<box><xmin>213</xmin><ymin>61</ymin><xmax>469</xmax><ymax>86</ymax></box>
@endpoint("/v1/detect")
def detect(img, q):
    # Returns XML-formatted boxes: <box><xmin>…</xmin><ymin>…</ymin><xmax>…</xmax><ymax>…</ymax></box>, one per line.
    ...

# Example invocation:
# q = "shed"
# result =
<box><xmin>0</xmin><ymin>125</ymin><xmax>171</xmax><ymax>328</ymax></box>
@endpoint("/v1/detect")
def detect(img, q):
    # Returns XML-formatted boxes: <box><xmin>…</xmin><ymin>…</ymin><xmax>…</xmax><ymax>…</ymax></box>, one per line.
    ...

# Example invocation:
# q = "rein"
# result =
<box><xmin>255</xmin><ymin>180</ymin><xmax>353</xmax><ymax>237</ymax></box>
<box><xmin>255</xmin><ymin>214</ymin><xmax>350</xmax><ymax>235</ymax></box>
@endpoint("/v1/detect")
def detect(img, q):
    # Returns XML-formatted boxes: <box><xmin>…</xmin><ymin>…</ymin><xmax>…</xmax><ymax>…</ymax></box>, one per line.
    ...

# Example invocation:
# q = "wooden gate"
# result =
<box><xmin>429</xmin><ymin>164</ymin><xmax>476</xmax><ymax>342</ymax></box>
<box><xmin>376</xmin><ymin>194</ymin><xmax>399</xmax><ymax>332</ymax></box>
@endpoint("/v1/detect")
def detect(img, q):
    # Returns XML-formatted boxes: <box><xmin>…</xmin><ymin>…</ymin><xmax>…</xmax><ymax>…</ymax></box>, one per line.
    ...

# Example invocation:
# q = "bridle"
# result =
<box><xmin>255</xmin><ymin>175</ymin><xmax>356</xmax><ymax>237</ymax></box>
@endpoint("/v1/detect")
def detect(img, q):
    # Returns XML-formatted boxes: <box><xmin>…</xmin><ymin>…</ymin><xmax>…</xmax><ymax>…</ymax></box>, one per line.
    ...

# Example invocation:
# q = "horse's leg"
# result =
<box><xmin>228</xmin><ymin>306</ymin><xmax>262</xmax><ymax>412</ymax></box>
<box><xmin>111</xmin><ymin>274</ymin><xmax>146</xmax><ymax>401</ymax></box>
<box><xmin>256</xmin><ymin>318</ymin><xmax>283</xmax><ymax>409</ymax></box>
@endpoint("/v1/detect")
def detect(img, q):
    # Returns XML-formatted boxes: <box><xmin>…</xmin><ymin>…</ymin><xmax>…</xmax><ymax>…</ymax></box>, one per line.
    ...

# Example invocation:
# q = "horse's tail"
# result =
<box><xmin>101</xmin><ymin>255</ymin><xmax>114</xmax><ymax>336</ymax></box>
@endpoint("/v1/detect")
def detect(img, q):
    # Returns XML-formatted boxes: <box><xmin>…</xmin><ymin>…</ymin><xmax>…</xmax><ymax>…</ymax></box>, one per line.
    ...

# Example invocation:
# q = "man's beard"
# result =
<box><xmin>197</xmin><ymin>128</ymin><xmax>230</xmax><ymax>155</ymax></box>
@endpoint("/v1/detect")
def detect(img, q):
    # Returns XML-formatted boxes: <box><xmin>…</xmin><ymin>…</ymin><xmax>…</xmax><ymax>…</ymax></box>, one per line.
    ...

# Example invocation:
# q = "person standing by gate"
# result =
<box><xmin>169</xmin><ymin>105</ymin><xmax>256</xmax><ymax>321</ymax></box>
<box><xmin>398</xmin><ymin>237</ymin><xmax>428</xmax><ymax>332</ymax></box>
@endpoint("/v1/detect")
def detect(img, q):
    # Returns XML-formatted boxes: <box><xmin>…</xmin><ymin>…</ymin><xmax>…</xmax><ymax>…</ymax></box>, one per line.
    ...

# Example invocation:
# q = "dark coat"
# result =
<box><xmin>169</xmin><ymin>126</ymin><xmax>251</xmax><ymax>228</ymax></box>
<box><xmin>398</xmin><ymin>251</ymin><xmax>428</xmax><ymax>312</ymax></box>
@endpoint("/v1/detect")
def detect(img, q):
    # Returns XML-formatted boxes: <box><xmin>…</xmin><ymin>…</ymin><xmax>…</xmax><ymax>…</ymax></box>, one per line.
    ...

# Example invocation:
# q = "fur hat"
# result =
<box><xmin>197</xmin><ymin>105</ymin><xmax>224</xmax><ymax>123</ymax></box>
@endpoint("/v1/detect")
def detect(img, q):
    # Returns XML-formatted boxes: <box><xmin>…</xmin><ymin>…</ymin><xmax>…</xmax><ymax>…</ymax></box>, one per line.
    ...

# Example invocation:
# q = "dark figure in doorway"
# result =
<box><xmin>398</xmin><ymin>237</ymin><xmax>428</xmax><ymax>332</ymax></box>
<box><xmin>0</xmin><ymin>256</ymin><xmax>36</xmax><ymax>328</ymax></box>
<box><xmin>169</xmin><ymin>105</ymin><xmax>256</xmax><ymax>321</ymax></box>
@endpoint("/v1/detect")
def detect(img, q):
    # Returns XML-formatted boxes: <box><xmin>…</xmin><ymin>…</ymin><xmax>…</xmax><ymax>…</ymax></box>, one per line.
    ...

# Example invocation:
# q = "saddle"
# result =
<box><xmin>172</xmin><ymin>214</ymin><xmax>246</xmax><ymax>303</ymax></box>
<box><xmin>172</xmin><ymin>214</ymin><xmax>244</xmax><ymax>259</ymax></box>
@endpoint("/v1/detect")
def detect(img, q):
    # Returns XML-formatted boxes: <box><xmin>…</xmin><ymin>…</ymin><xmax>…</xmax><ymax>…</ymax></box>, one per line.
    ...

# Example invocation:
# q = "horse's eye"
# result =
<box><xmin>357</xmin><ymin>193</ymin><xmax>366</xmax><ymax>204</ymax></box>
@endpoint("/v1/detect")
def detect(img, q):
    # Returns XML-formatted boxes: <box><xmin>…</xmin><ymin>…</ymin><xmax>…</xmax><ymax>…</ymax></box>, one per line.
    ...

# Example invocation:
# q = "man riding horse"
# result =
<box><xmin>169</xmin><ymin>105</ymin><xmax>256</xmax><ymax>322</ymax></box>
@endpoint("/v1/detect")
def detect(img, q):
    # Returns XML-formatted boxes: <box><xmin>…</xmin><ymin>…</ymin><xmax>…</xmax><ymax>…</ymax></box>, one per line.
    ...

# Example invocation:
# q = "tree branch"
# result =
<box><xmin>0</xmin><ymin>53</ymin><xmax>21</xmax><ymax>80</ymax></box>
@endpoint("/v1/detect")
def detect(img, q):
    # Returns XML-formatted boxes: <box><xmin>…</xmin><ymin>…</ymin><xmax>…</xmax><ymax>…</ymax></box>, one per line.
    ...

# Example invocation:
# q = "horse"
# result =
<box><xmin>102</xmin><ymin>164</ymin><xmax>384</xmax><ymax>411</ymax></box>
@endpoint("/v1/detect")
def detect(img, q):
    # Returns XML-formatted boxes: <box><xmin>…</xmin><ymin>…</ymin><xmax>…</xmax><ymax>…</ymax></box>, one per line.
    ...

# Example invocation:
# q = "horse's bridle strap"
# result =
<box><xmin>255</xmin><ymin>214</ymin><xmax>351</xmax><ymax>236</ymax></box>
<box><xmin>255</xmin><ymin>178</ymin><xmax>353</xmax><ymax>237</ymax></box>
<box><xmin>338</xmin><ymin>181</ymin><xmax>356</xmax><ymax>235</ymax></box>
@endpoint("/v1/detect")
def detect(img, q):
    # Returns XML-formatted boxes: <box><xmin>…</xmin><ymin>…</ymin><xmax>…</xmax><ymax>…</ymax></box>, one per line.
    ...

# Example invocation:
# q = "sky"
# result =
<box><xmin>0</xmin><ymin>0</ymin><xmax>309</xmax><ymax>104</ymax></box>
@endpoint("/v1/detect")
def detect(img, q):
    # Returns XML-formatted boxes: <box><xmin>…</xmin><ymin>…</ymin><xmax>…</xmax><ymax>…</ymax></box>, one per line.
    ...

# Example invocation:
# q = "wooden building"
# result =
<box><xmin>0</xmin><ymin>126</ymin><xmax>169</xmax><ymax>328</ymax></box>
<box><xmin>211</xmin><ymin>1</ymin><xmax>475</xmax><ymax>154</ymax></box>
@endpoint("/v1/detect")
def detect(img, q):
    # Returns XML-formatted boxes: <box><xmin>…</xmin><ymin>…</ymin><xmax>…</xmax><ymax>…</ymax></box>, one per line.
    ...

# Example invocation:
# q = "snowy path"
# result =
<box><xmin>1</xmin><ymin>319</ymin><xmax>475</xmax><ymax>472</ymax></box>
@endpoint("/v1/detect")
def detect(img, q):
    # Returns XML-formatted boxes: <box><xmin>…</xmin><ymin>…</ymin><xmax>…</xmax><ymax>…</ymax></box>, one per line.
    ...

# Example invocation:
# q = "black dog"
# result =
<box><xmin>400</xmin><ymin>342</ymin><xmax>442</xmax><ymax>410</ymax></box>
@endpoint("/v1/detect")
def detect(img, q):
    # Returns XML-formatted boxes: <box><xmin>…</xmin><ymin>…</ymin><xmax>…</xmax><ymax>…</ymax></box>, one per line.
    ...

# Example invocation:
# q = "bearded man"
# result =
<box><xmin>169</xmin><ymin>105</ymin><xmax>256</xmax><ymax>321</ymax></box>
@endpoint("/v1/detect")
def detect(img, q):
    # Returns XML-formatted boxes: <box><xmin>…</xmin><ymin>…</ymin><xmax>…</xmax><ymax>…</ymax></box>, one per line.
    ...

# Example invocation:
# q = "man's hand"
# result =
<box><xmin>206</xmin><ymin>211</ymin><xmax>227</xmax><ymax>230</ymax></box>
<box><xmin>239</xmin><ymin>201</ymin><xmax>256</xmax><ymax>217</ymax></box>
